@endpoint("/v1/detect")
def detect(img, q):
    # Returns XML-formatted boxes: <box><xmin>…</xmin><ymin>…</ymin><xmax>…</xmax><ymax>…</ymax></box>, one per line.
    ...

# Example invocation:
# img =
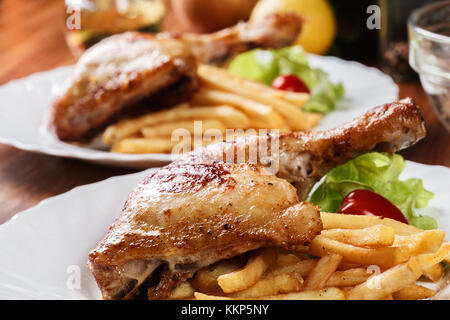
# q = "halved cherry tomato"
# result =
<box><xmin>271</xmin><ymin>74</ymin><xmax>310</xmax><ymax>93</ymax></box>
<box><xmin>338</xmin><ymin>189</ymin><xmax>408</xmax><ymax>224</ymax></box>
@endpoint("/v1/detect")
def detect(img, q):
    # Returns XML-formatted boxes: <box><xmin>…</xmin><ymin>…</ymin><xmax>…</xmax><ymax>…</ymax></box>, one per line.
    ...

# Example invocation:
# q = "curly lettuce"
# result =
<box><xmin>227</xmin><ymin>46</ymin><xmax>344</xmax><ymax>114</ymax></box>
<box><xmin>308</xmin><ymin>152</ymin><xmax>436</xmax><ymax>230</ymax></box>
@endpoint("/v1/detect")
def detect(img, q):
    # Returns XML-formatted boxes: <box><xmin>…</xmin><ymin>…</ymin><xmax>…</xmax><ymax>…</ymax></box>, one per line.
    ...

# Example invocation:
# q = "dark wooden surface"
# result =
<box><xmin>0</xmin><ymin>0</ymin><xmax>449</xmax><ymax>224</ymax></box>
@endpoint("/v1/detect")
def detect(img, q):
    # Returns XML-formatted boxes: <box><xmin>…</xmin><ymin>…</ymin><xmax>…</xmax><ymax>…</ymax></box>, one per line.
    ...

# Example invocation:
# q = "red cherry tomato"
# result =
<box><xmin>271</xmin><ymin>75</ymin><xmax>310</xmax><ymax>93</ymax></box>
<box><xmin>338</xmin><ymin>189</ymin><xmax>408</xmax><ymax>224</ymax></box>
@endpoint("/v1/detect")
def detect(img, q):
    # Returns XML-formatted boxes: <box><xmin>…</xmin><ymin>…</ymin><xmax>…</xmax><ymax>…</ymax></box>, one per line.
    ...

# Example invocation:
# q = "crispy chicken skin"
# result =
<box><xmin>88</xmin><ymin>99</ymin><xmax>425</xmax><ymax>300</ymax></box>
<box><xmin>88</xmin><ymin>162</ymin><xmax>321</xmax><ymax>299</ymax></box>
<box><xmin>51</xmin><ymin>13</ymin><xmax>302</xmax><ymax>142</ymax></box>
<box><xmin>51</xmin><ymin>33</ymin><xmax>198</xmax><ymax>141</ymax></box>
<box><xmin>186</xmin><ymin>98</ymin><xmax>426</xmax><ymax>199</ymax></box>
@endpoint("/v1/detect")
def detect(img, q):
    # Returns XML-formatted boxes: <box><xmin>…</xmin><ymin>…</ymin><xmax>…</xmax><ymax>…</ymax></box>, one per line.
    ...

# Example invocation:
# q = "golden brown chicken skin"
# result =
<box><xmin>88</xmin><ymin>161</ymin><xmax>321</xmax><ymax>299</ymax></box>
<box><xmin>51</xmin><ymin>33</ymin><xmax>198</xmax><ymax>142</ymax></box>
<box><xmin>186</xmin><ymin>98</ymin><xmax>426</xmax><ymax>199</ymax></box>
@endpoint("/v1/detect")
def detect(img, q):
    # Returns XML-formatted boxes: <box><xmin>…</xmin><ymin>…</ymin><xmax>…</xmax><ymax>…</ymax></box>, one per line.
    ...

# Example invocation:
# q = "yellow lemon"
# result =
<box><xmin>251</xmin><ymin>0</ymin><xmax>336</xmax><ymax>55</ymax></box>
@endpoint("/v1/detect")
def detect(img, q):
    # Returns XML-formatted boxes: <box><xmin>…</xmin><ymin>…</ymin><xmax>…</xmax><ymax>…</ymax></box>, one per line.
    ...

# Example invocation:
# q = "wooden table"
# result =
<box><xmin>0</xmin><ymin>0</ymin><xmax>449</xmax><ymax>224</ymax></box>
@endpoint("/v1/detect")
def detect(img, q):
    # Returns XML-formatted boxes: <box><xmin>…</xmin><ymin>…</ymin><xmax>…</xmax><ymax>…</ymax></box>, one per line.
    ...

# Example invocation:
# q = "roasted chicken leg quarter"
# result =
<box><xmin>88</xmin><ymin>161</ymin><xmax>321</xmax><ymax>299</ymax></box>
<box><xmin>88</xmin><ymin>99</ymin><xmax>426</xmax><ymax>300</ymax></box>
<box><xmin>51</xmin><ymin>13</ymin><xmax>303</xmax><ymax>142</ymax></box>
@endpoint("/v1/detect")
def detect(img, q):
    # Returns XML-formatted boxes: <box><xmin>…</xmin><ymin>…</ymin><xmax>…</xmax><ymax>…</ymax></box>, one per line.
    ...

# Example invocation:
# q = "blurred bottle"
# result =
<box><xmin>327</xmin><ymin>0</ymin><xmax>379</xmax><ymax>61</ymax></box>
<box><xmin>64</xmin><ymin>0</ymin><xmax>165</xmax><ymax>56</ymax></box>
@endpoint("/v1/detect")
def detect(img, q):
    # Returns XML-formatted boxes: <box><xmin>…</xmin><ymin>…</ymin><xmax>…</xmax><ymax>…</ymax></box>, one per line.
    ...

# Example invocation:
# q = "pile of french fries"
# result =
<box><xmin>165</xmin><ymin>213</ymin><xmax>450</xmax><ymax>300</ymax></box>
<box><xmin>102</xmin><ymin>65</ymin><xmax>321</xmax><ymax>154</ymax></box>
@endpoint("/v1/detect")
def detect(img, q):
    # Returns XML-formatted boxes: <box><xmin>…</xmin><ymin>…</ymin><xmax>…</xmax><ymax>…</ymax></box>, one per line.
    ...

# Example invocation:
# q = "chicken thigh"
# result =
<box><xmin>88</xmin><ymin>161</ymin><xmax>321</xmax><ymax>299</ymax></box>
<box><xmin>52</xmin><ymin>34</ymin><xmax>198</xmax><ymax>141</ymax></box>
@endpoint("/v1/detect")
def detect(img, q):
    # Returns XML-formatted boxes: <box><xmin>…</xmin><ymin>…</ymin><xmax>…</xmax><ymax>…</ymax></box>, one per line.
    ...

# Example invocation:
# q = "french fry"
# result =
<box><xmin>103</xmin><ymin>104</ymin><xmax>250</xmax><ymax>145</ymax></box>
<box><xmin>422</xmin><ymin>263</ymin><xmax>444</xmax><ymax>282</ymax></box>
<box><xmin>194</xmin><ymin>292</ymin><xmax>233</xmax><ymax>300</ymax></box>
<box><xmin>111</xmin><ymin>137</ymin><xmax>180</xmax><ymax>154</ymax></box>
<box><xmin>445</xmin><ymin>248</ymin><xmax>450</xmax><ymax>263</ymax></box>
<box><xmin>325</xmin><ymin>268</ymin><xmax>370</xmax><ymax>287</ymax></box>
<box><xmin>167</xmin><ymin>282</ymin><xmax>195</xmax><ymax>300</ymax></box>
<box><xmin>346</xmin><ymin>257</ymin><xmax>423</xmax><ymax>300</ymax></box>
<box><xmin>320</xmin><ymin>213</ymin><xmax>422</xmax><ymax>236</ymax></box>
<box><xmin>304</xmin><ymin>253</ymin><xmax>342</xmax><ymax>290</ymax></box>
<box><xmin>229</xmin><ymin>273</ymin><xmax>304</xmax><ymax>298</ymax></box>
<box><xmin>193</xmin><ymin>89</ymin><xmax>287</xmax><ymax>129</ymax></box>
<box><xmin>292</xmin><ymin>245</ymin><xmax>309</xmax><ymax>254</ymax></box>
<box><xmin>275</xmin><ymin>253</ymin><xmax>302</xmax><ymax>268</ymax></box>
<box><xmin>264</xmin><ymin>287</ymin><xmax>346</xmax><ymax>300</ymax></box>
<box><xmin>237</xmin><ymin>76</ymin><xmax>309</xmax><ymax>108</ymax></box>
<box><xmin>268</xmin><ymin>259</ymin><xmax>317</xmax><ymax>277</ymax></box>
<box><xmin>416</xmin><ymin>242</ymin><xmax>450</xmax><ymax>270</ymax></box>
<box><xmin>201</xmin><ymin>70</ymin><xmax>310</xmax><ymax>108</ymax></box>
<box><xmin>309</xmin><ymin>235</ymin><xmax>409</xmax><ymax>268</ymax></box>
<box><xmin>393</xmin><ymin>230</ymin><xmax>445</xmax><ymax>255</ymax></box>
<box><xmin>198</xmin><ymin>65</ymin><xmax>321</xmax><ymax>130</ymax></box>
<box><xmin>192</xmin><ymin>259</ymin><xmax>243</xmax><ymax>293</ymax></box>
<box><xmin>192</xmin><ymin>136</ymin><xmax>223</xmax><ymax>149</ymax></box>
<box><xmin>392</xmin><ymin>284</ymin><xmax>435</xmax><ymax>300</ymax></box>
<box><xmin>337</xmin><ymin>262</ymin><xmax>362</xmax><ymax>271</ymax></box>
<box><xmin>217</xmin><ymin>248</ymin><xmax>277</xmax><ymax>293</ymax></box>
<box><xmin>141</xmin><ymin>119</ymin><xmax>226</xmax><ymax>138</ymax></box>
<box><xmin>266</xmin><ymin>89</ymin><xmax>310</xmax><ymax>108</ymax></box>
<box><xmin>320</xmin><ymin>225</ymin><xmax>395</xmax><ymax>248</ymax></box>
<box><xmin>342</xmin><ymin>286</ymin><xmax>355</xmax><ymax>294</ymax></box>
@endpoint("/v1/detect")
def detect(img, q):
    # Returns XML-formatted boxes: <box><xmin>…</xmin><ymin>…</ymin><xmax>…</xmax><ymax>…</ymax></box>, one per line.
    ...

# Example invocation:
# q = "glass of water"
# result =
<box><xmin>409</xmin><ymin>0</ymin><xmax>450</xmax><ymax>132</ymax></box>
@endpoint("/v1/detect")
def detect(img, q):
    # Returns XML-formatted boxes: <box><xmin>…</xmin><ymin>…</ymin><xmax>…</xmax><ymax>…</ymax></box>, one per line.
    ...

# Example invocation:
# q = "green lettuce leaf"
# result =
<box><xmin>227</xmin><ymin>46</ymin><xmax>344</xmax><ymax>115</ymax></box>
<box><xmin>308</xmin><ymin>152</ymin><xmax>436</xmax><ymax>229</ymax></box>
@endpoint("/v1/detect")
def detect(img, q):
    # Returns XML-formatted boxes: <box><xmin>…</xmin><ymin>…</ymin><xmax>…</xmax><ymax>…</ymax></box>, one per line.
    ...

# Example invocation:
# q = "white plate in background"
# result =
<box><xmin>0</xmin><ymin>161</ymin><xmax>447</xmax><ymax>300</ymax></box>
<box><xmin>0</xmin><ymin>56</ymin><xmax>398</xmax><ymax>169</ymax></box>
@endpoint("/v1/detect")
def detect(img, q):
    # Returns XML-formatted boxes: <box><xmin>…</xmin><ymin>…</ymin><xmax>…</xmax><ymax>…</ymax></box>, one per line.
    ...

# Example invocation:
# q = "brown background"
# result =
<box><xmin>0</xmin><ymin>0</ymin><xmax>449</xmax><ymax>224</ymax></box>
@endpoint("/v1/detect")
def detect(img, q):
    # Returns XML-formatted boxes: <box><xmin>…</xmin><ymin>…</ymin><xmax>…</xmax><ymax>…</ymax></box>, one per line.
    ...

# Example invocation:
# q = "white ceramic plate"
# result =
<box><xmin>0</xmin><ymin>161</ymin><xmax>448</xmax><ymax>300</ymax></box>
<box><xmin>0</xmin><ymin>56</ymin><xmax>398</xmax><ymax>169</ymax></box>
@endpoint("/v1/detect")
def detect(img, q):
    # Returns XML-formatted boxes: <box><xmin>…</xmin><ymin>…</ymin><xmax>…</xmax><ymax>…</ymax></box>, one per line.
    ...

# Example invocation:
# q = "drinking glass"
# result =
<box><xmin>409</xmin><ymin>1</ymin><xmax>450</xmax><ymax>132</ymax></box>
